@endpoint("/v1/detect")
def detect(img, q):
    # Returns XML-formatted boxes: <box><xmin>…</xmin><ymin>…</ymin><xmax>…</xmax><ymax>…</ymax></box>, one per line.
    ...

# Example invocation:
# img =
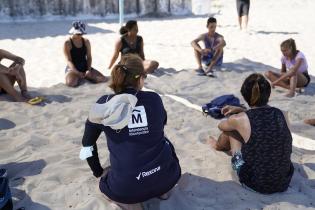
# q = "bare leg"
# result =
<box><xmin>304</xmin><ymin>119</ymin><xmax>315</xmax><ymax>126</ymax></box>
<box><xmin>143</xmin><ymin>60</ymin><xmax>159</xmax><ymax>74</ymax></box>
<box><xmin>285</xmin><ymin>72</ymin><xmax>308</xmax><ymax>97</ymax></box>
<box><xmin>193</xmin><ymin>49</ymin><xmax>203</xmax><ymax>70</ymax></box>
<box><xmin>229</xmin><ymin>135</ymin><xmax>243</xmax><ymax>155</ymax></box>
<box><xmin>242</xmin><ymin>15</ymin><xmax>249</xmax><ymax>30</ymax></box>
<box><xmin>286</xmin><ymin>74</ymin><xmax>297</xmax><ymax>97</ymax></box>
<box><xmin>16</xmin><ymin>66</ymin><xmax>31</xmax><ymax>99</ymax></box>
<box><xmin>208</xmin><ymin>133</ymin><xmax>231</xmax><ymax>151</ymax></box>
<box><xmin>0</xmin><ymin>73</ymin><xmax>25</xmax><ymax>102</ymax></box>
<box><xmin>65</xmin><ymin>72</ymin><xmax>80</xmax><ymax>87</ymax></box>
<box><xmin>208</xmin><ymin>131</ymin><xmax>244</xmax><ymax>155</ymax></box>
<box><xmin>264</xmin><ymin>70</ymin><xmax>290</xmax><ymax>89</ymax></box>
<box><xmin>85</xmin><ymin>69</ymin><xmax>108</xmax><ymax>83</ymax></box>
<box><xmin>238</xmin><ymin>17</ymin><xmax>242</xmax><ymax>30</ymax></box>
<box><xmin>206</xmin><ymin>48</ymin><xmax>223</xmax><ymax>72</ymax></box>
<box><xmin>296</xmin><ymin>72</ymin><xmax>308</xmax><ymax>88</ymax></box>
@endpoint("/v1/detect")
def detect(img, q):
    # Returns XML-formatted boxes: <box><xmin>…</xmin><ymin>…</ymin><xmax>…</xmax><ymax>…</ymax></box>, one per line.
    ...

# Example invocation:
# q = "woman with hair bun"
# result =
<box><xmin>265</xmin><ymin>38</ymin><xmax>311</xmax><ymax>97</ymax></box>
<box><xmin>81</xmin><ymin>54</ymin><xmax>180</xmax><ymax>209</ymax></box>
<box><xmin>108</xmin><ymin>20</ymin><xmax>159</xmax><ymax>74</ymax></box>
<box><xmin>208</xmin><ymin>73</ymin><xmax>294</xmax><ymax>194</ymax></box>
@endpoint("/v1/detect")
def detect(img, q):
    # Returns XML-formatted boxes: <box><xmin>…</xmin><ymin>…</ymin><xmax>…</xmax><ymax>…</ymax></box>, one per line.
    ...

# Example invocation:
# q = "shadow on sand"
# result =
<box><xmin>1</xmin><ymin>159</ymin><xmax>51</xmax><ymax>210</ymax></box>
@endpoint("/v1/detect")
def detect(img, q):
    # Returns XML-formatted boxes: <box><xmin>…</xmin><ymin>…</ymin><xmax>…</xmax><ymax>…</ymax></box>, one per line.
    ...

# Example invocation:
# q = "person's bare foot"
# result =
<box><xmin>21</xmin><ymin>90</ymin><xmax>32</xmax><ymax>99</ymax></box>
<box><xmin>207</xmin><ymin>136</ymin><xmax>218</xmax><ymax>150</ymax></box>
<box><xmin>304</xmin><ymin>119</ymin><xmax>315</xmax><ymax>126</ymax></box>
<box><xmin>14</xmin><ymin>95</ymin><xmax>27</xmax><ymax>102</ymax></box>
<box><xmin>158</xmin><ymin>192</ymin><xmax>170</xmax><ymax>200</ymax></box>
<box><xmin>285</xmin><ymin>92</ymin><xmax>295</xmax><ymax>98</ymax></box>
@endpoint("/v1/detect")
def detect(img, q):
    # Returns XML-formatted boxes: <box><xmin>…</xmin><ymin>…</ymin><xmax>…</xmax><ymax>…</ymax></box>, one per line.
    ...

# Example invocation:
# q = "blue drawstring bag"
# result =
<box><xmin>0</xmin><ymin>177</ymin><xmax>13</xmax><ymax>210</ymax></box>
<box><xmin>202</xmin><ymin>94</ymin><xmax>241</xmax><ymax>119</ymax></box>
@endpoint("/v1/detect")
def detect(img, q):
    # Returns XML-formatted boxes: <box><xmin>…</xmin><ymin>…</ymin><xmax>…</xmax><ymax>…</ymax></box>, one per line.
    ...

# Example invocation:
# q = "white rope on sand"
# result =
<box><xmin>143</xmin><ymin>87</ymin><xmax>315</xmax><ymax>151</ymax></box>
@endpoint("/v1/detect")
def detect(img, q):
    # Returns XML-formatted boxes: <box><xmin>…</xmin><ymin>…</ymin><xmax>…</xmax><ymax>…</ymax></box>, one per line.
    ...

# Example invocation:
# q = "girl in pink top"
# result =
<box><xmin>265</xmin><ymin>38</ymin><xmax>311</xmax><ymax>97</ymax></box>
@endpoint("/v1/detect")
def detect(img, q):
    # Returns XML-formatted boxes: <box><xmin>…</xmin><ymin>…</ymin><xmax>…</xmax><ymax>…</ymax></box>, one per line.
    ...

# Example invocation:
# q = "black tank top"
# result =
<box><xmin>120</xmin><ymin>35</ymin><xmax>143</xmax><ymax>56</ymax></box>
<box><xmin>239</xmin><ymin>106</ymin><xmax>294</xmax><ymax>194</ymax></box>
<box><xmin>70</xmin><ymin>38</ymin><xmax>88</xmax><ymax>72</ymax></box>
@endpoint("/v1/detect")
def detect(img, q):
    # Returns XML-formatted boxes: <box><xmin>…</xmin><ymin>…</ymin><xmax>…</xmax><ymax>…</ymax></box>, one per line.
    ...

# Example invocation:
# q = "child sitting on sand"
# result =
<box><xmin>265</xmin><ymin>38</ymin><xmax>311</xmax><ymax>97</ymax></box>
<box><xmin>208</xmin><ymin>73</ymin><xmax>294</xmax><ymax>194</ymax></box>
<box><xmin>304</xmin><ymin>118</ymin><xmax>315</xmax><ymax>126</ymax></box>
<box><xmin>63</xmin><ymin>21</ymin><xmax>107</xmax><ymax>87</ymax></box>
<box><xmin>0</xmin><ymin>49</ymin><xmax>30</xmax><ymax>102</ymax></box>
<box><xmin>191</xmin><ymin>17</ymin><xmax>226</xmax><ymax>77</ymax></box>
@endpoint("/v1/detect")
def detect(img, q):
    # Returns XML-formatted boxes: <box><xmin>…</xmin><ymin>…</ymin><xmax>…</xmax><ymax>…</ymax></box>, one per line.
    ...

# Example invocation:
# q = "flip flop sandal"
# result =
<box><xmin>195</xmin><ymin>68</ymin><xmax>206</xmax><ymax>76</ymax></box>
<box><xmin>206</xmin><ymin>71</ymin><xmax>215</xmax><ymax>77</ymax></box>
<box><xmin>28</xmin><ymin>96</ymin><xmax>44</xmax><ymax>105</ymax></box>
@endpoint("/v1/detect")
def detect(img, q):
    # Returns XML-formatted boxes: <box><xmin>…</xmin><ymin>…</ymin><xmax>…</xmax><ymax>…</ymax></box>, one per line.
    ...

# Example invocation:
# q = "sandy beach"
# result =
<box><xmin>1</xmin><ymin>0</ymin><xmax>315</xmax><ymax>209</ymax></box>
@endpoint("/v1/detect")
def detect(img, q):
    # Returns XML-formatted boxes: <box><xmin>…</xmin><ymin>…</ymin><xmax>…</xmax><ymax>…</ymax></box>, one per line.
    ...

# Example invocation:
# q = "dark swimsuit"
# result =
<box><xmin>120</xmin><ymin>35</ymin><xmax>143</xmax><ymax>58</ymax></box>
<box><xmin>65</xmin><ymin>38</ymin><xmax>90</xmax><ymax>73</ymax></box>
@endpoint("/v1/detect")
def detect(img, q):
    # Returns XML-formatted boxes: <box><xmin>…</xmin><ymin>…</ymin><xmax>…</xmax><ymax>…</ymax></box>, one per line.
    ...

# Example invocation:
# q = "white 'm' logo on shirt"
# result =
<box><xmin>128</xmin><ymin>106</ymin><xmax>148</xmax><ymax>128</ymax></box>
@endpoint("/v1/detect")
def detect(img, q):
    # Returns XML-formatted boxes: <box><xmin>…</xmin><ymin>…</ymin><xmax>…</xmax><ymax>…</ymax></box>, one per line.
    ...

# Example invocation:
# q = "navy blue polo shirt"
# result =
<box><xmin>82</xmin><ymin>88</ymin><xmax>181</xmax><ymax>204</ymax></box>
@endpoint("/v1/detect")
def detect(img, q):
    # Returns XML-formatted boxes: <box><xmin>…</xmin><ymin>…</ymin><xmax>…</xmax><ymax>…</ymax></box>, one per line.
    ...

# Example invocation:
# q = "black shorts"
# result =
<box><xmin>302</xmin><ymin>71</ymin><xmax>311</xmax><ymax>87</ymax></box>
<box><xmin>237</xmin><ymin>0</ymin><xmax>250</xmax><ymax>17</ymax></box>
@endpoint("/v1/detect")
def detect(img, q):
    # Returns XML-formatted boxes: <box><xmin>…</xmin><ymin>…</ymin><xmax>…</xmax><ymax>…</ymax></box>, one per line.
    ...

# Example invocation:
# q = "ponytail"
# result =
<box><xmin>119</xmin><ymin>26</ymin><xmax>128</xmax><ymax>35</ymax></box>
<box><xmin>250</xmin><ymin>81</ymin><xmax>260</xmax><ymax>106</ymax></box>
<box><xmin>119</xmin><ymin>20</ymin><xmax>138</xmax><ymax>35</ymax></box>
<box><xmin>109</xmin><ymin>54</ymin><xmax>145</xmax><ymax>93</ymax></box>
<box><xmin>241</xmin><ymin>73</ymin><xmax>271</xmax><ymax>107</ymax></box>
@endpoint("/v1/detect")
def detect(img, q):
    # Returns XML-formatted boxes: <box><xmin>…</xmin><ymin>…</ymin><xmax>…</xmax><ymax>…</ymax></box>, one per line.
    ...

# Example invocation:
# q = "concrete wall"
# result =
<box><xmin>0</xmin><ymin>0</ymin><xmax>195</xmax><ymax>18</ymax></box>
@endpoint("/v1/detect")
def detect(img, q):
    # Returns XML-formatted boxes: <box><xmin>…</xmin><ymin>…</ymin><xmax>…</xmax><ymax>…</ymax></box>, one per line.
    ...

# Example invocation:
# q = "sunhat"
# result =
<box><xmin>69</xmin><ymin>21</ymin><xmax>86</xmax><ymax>35</ymax></box>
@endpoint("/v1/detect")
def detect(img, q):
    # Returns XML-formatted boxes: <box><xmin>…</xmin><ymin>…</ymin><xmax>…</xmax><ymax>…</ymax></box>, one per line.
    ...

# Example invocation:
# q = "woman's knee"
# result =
<box><xmin>264</xmin><ymin>70</ymin><xmax>272</xmax><ymax>78</ymax></box>
<box><xmin>65</xmin><ymin>77</ymin><xmax>79</xmax><ymax>87</ymax></box>
<box><xmin>152</xmin><ymin>61</ymin><xmax>159</xmax><ymax>69</ymax></box>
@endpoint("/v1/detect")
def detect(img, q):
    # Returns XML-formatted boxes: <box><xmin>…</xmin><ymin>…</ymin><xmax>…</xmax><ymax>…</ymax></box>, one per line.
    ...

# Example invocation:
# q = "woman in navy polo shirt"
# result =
<box><xmin>80</xmin><ymin>54</ymin><xmax>181</xmax><ymax>209</ymax></box>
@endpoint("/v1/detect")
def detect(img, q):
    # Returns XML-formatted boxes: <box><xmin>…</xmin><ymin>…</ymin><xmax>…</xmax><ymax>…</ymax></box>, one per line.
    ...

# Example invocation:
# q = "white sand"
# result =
<box><xmin>1</xmin><ymin>0</ymin><xmax>315</xmax><ymax>209</ymax></box>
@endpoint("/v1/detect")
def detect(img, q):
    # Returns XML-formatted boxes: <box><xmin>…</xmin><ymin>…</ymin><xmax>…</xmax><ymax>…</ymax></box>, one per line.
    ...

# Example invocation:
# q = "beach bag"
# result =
<box><xmin>0</xmin><ymin>177</ymin><xmax>13</xmax><ymax>210</ymax></box>
<box><xmin>202</xmin><ymin>94</ymin><xmax>241</xmax><ymax>119</ymax></box>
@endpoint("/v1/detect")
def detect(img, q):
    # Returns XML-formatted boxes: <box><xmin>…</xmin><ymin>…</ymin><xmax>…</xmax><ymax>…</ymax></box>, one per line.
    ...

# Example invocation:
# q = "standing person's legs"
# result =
<box><xmin>242</xmin><ymin>3</ymin><xmax>250</xmax><ymax>30</ymax></box>
<box><xmin>65</xmin><ymin>71</ymin><xmax>81</xmax><ymax>87</ymax></box>
<box><xmin>0</xmin><ymin>74</ymin><xmax>25</xmax><ymax>102</ymax></box>
<box><xmin>236</xmin><ymin>0</ymin><xmax>242</xmax><ymax>29</ymax></box>
<box><xmin>85</xmin><ymin>68</ymin><xmax>108</xmax><ymax>83</ymax></box>
<box><xmin>143</xmin><ymin>60</ymin><xmax>159</xmax><ymax>74</ymax></box>
<box><xmin>193</xmin><ymin>49</ymin><xmax>203</xmax><ymax>70</ymax></box>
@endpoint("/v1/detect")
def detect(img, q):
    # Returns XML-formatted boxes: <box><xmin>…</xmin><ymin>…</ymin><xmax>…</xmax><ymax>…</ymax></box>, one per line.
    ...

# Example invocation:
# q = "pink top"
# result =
<box><xmin>281</xmin><ymin>51</ymin><xmax>308</xmax><ymax>73</ymax></box>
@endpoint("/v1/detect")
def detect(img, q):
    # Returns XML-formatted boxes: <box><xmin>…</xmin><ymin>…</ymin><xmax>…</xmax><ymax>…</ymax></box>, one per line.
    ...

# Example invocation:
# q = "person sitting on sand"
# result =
<box><xmin>63</xmin><ymin>21</ymin><xmax>107</xmax><ymax>87</ymax></box>
<box><xmin>265</xmin><ymin>38</ymin><xmax>311</xmax><ymax>97</ymax></box>
<box><xmin>0</xmin><ymin>49</ymin><xmax>30</xmax><ymax>102</ymax></box>
<box><xmin>80</xmin><ymin>54</ymin><xmax>181</xmax><ymax>210</ymax></box>
<box><xmin>304</xmin><ymin>118</ymin><xmax>315</xmax><ymax>126</ymax></box>
<box><xmin>191</xmin><ymin>17</ymin><xmax>226</xmax><ymax>77</ymax></box>
<box><xmin>108</xmin><ymin>20</ymin><xmax>159</xmax><ymax>74</ymax></box>
<box><xmin>209</xmin><ymin>73</ymin><xmax>294</xmax><ymax>194</ymax></box>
